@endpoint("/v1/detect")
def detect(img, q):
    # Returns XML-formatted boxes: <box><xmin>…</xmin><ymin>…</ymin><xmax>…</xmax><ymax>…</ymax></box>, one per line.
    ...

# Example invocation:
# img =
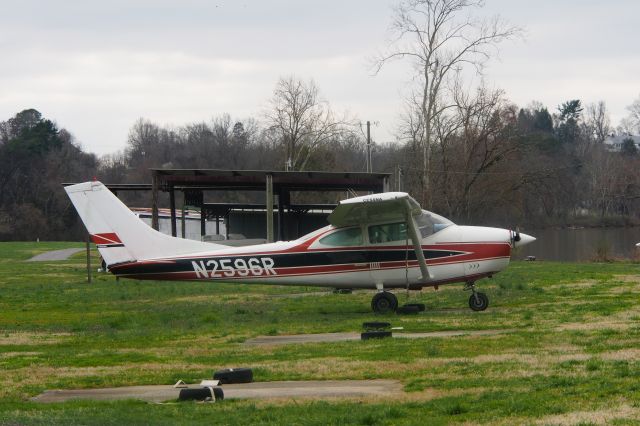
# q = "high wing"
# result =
<box><xmin>327</xmin><ymin>192</ymin><xmax>422</xmax><ymax>227</ymax></box>
<box><xmin>328</xmin><ymin>192</ymin><xmax>431</xmax><ymax>281</ymax></box>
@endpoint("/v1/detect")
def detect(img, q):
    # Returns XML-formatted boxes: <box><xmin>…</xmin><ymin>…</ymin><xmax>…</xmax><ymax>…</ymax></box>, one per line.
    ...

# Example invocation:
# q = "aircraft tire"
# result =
<box><xmin>361</xmin><ymin>330</ymin><xmax>392</xmax><ymax>340</ymax></box>
<box><xmin>468</xmin><ymin>292</ymin><xmax>489</xmax><ymax>311</ymax></box>
<box><xmin>213</xmin><ymin>367</ymin><xmax>253</xmax><ymax>384</ymax></box>
<box><xmin>371</xmin><ymin>292</ymin><xmax>398</xmax><ymax>314</ymax></box>
<box><xmin>179</xmin><ymin>387</ymin><xmax>221</xmax><ymax>401</ymax></box>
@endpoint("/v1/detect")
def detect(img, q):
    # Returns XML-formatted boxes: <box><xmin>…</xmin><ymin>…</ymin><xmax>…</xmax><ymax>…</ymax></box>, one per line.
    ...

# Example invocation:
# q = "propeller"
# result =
<box><xmin>510</xmin><ymin>227</ymin><xmax>521</xmax><ymax>247</ymax></box>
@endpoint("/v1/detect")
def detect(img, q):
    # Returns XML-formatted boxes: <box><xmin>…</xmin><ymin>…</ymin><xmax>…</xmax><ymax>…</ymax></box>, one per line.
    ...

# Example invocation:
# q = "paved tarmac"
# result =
<box><xmin>32</xmin><ymin>380</ymin><xmax>401</xmax><ymax>403</ymax></box>
<box><xmin>245</xmin><ymin>329</ymin><xmax>515</xmax><ymax>345</ymax></box>
<box><xmin>27</xmin><ymin>248</ymin><xmax>84</xmax><ymax>262</ymax></box>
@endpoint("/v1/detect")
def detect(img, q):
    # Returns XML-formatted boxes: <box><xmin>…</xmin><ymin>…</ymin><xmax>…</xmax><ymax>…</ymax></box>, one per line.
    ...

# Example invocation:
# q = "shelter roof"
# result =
<box><xmin>151</xmin><ymin>169</ymin><xmax>389</xmax><ymax>192</ymax></box>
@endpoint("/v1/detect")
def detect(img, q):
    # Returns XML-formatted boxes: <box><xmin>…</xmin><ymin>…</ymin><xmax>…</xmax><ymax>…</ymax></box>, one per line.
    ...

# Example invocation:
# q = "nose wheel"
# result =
<box><xmin>464</xmin><ymin>282</ymin><xmax>489</xmax><ymax>311</ymax></box>
<box><xmin>371</xmin><ymin>291</ymin><xmax>398</xmax><ymax>314</ymax></box>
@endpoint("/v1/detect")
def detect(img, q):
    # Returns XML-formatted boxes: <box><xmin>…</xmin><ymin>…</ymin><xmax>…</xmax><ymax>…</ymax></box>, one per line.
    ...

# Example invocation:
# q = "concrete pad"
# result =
<box><xmin>27</xmin><ymin>248</ymin><xmax>84</xmax><ymax>262</ymax></box>
<box><xmin>246</xmin><ymin>332</ymin><xmax>360</xmax><ymax>345</ymax></box>
<box><xmin>32</xmin><ymin>380</ymin><xmax>401</xmax><ymax>403</ymax></box>
<box><xmin>245</xmin><ymin>329</ymin><xmax>516</xmax><ymax>345</ymax></box>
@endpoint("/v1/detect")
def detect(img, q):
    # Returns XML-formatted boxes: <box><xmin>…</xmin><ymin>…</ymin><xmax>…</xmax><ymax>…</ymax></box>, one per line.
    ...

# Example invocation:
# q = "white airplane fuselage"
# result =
<box><xmin>107</xmin><ymin>222</ymin><xmax>526</xmax><ymax>290</ymax></box>
<box><xmin>66</xmin><ymin>182</ymin><xmax>536</xmax><ymax>311</ymax></box>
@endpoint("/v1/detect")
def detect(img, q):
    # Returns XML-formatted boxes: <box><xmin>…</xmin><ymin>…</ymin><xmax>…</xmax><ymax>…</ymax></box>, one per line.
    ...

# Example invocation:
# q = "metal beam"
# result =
<box><xmin>169</xmin><ymin>185</ymin><xmax>177</xmax><ymax>237</ymax></box>
<box><xmin>151</xmin><ymin>173</ymin><xmax>159</xmax><ymax>230</ymax></box>
<box><xmin>266</xmin><ymin>174</ymin><xmax>274</xmax><ymax>243</ymax></box>
<box><xmin>200</xmin><ymin>208</ymin><xmax>206</xmax><ymax>239</ymax></box>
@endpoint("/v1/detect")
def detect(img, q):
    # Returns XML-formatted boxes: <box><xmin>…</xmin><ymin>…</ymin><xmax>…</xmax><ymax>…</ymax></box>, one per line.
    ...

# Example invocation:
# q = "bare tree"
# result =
<box><xmin>622</xmin><ymin>95</ymin><xmax>640</xmax><ymax>135</ymax></box>
<box><xmin>264</xmin><ymin>76</ymin><xmax>354</xmax><ymax>171</ymax></box>
<box><xmin>374</xmin><ymin>0</ymin><xmax>521</xmax><ymax>205</ymax></box>
<box><xmin>434</xmin><ymin>85</ymin><xmax>519</xmax><ymax>220</ymax></box>
<box><xmin>584</xmin><ymin>101</ymin><xmax>611</xmax><ymax>143</ymax></box>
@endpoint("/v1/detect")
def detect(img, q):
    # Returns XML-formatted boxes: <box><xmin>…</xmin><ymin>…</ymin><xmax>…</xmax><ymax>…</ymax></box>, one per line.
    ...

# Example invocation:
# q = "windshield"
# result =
<box><xmin>415</xmin><ymin>210</ymin><xmax>454</xmax><ymax>238</ymax></box>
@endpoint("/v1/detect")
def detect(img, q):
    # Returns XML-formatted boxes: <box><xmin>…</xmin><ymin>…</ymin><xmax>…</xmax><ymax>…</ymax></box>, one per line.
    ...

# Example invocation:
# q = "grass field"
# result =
<box><xmin>1</xmin><ymin>241</ymin><xmax>640</xmax><ymax>425</ymax></box>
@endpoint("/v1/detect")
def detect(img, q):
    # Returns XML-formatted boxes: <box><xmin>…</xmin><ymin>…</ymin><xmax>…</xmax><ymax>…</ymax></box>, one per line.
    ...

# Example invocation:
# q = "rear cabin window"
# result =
<box><xmin>368</xmin><ymin>222</ymin><xmax>408</xmax><ymax>244</ymax></box>
<box><xmin>319</xmin><ymin>227</ymin><xmax>363</xmax><ymax>246</ymax></box>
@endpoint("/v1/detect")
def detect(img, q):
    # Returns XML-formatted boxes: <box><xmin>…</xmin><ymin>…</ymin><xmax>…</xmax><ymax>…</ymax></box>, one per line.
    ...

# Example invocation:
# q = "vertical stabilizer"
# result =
<box><xmin>65</xmin><ymin>181</ymin><xmax>222</xmax><ymax>265</ymax></box>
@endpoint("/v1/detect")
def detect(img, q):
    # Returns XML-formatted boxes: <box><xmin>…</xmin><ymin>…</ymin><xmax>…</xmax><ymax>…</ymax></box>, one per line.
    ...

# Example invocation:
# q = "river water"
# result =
<box><xmin>516</xmin><ymin>227</ymin><xmax>640</xmax><ymax>262</ymax></box>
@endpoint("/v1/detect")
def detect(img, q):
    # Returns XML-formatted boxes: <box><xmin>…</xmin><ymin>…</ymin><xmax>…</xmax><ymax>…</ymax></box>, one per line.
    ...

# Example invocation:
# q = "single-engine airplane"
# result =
<box><xmin>65</xmin><ymin>181</ymin><xmax>535</xmax><ymax>313</ymax></box>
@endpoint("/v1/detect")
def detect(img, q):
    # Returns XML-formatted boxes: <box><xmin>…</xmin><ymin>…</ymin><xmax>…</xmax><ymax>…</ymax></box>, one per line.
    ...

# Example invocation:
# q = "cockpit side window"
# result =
<box><xmin>368</xmin><ymin>222</ymin><xmax>409</xmax><ymax>244</ymax></box>
<box><xmin>319</xmin><ymin>227</ymin><xmax>363</xmax><ymax>246</ymax></box>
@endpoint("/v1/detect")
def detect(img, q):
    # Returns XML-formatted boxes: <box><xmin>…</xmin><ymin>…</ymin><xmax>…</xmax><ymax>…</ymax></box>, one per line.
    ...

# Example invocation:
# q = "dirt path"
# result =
<box><xmin>27</xmin><ymin>248</ymin><xmax>84</xmax><ymax>262</ymax></box>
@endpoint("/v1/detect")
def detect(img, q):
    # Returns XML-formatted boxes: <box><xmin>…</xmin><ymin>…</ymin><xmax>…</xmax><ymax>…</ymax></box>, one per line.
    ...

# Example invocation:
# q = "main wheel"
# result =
<box><xmin>371</xmin><ymin>292</ymin><xmax>398</xmax><ymax>314</ymax></box>
<box><xmin>469</xmin><ymin>292</ymin><xmax>489</xmax><ymax>311</ymax></box>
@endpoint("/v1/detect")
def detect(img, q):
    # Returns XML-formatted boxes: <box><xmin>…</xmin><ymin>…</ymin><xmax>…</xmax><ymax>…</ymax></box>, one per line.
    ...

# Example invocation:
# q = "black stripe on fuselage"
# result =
<box><xmin>110</xmin><ymin>248</ymin><xmax>466</xmax><ymax>275</ymax></box>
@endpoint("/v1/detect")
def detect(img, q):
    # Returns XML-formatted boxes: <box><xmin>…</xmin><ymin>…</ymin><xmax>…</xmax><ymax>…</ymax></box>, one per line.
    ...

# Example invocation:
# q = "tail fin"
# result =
<box><xmin>65</xmin><ymin>181</ymin><xmax>223</xmax><ymax>265</ymax></box>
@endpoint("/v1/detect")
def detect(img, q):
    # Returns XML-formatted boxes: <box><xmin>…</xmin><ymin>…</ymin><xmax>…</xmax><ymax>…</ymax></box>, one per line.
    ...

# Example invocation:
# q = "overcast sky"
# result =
<box><xmin>1</xmin><ymin>0</ymin><xmax>638</xmax><ymax>155</ymax></box>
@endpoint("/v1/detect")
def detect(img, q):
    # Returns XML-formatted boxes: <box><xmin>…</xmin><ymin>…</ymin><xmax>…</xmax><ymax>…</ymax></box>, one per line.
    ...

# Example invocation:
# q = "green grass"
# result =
<box><xmin>1</xmin><ymin>242</ymin><xmax>640</xmax><ymax>424</ymax></box>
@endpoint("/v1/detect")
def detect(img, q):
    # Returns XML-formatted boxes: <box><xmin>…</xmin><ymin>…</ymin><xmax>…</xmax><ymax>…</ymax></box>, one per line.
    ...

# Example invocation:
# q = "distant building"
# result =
<box><xmin>131</xmin><ymin>208</ymin><xmax>224</xmax><ymax>241</ymax></box>
<box><xmin>603</xmin><ymin>135</ymin><xmax>640</xmax><ymax>152</ymax></box>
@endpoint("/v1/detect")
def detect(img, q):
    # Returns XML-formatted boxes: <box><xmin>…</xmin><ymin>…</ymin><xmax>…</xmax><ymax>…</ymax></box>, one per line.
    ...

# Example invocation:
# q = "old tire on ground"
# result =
<box><xmin>404</xmin><ymin>303</ymin><xmax>426</xmax><ymax>312</ymax></box>
<box><xmin>361</xmin><ymin>330</ymin><xmax>392</xmax><ymax>340</ymax></box>
<box><xmin>469</xmin><ymin>292</ymin><xmax>489</xmax><ymax>311</ymax></box>
<box><xmin>396</xmin><ymin>304</ymin><xmax>420</xmax><ymax>315</ymax></box>
<box><xmin>213</xmin><ymin>367</ymin><xmax>253</xmax><ymax>384</ymax></box>
<box><xmin>371</xmin><ymin>292</ymin><xmax>398</xmax><ymax>314</ymax></box>
<box><xmin>362</xmin><ymin>321</ymin><xmax>391</xmax><ymax>330</ymax></box>
<box><xmin>179</xmin><ymin>387</ymin><xmax>213</xmax><ymax>401</ymax></box>
<box><xmin>212</xmin><ymin>387</ymin><xmax>224</xmax><ymax>400</ymax></box>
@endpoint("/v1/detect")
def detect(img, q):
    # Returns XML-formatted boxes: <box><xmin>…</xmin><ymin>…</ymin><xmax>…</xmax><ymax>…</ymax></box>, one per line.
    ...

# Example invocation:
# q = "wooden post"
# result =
<box><xmin>266</xmin><ymin>174</ymin><xmax>274</xmax><ymax>243</ymax></box>
<box><xmin>86</xmin><ymin>233</ymin><xmax>92</xmax><ymax>283</ymax></box>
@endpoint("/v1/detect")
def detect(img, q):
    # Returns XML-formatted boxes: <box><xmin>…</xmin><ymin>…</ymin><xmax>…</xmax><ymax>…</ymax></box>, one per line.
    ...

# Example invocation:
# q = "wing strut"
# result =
<box><xmin>405</xmin><ymin>199</ymin><xmax>431</xmax><ymax>281</ymax></box>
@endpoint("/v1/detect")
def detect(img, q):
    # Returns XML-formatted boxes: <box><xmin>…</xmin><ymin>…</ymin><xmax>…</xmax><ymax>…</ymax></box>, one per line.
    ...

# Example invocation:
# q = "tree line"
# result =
<box><xmin>1</xmin><ymin>91</ymin><xmax>639</xmax><ymax>241</ymax></box>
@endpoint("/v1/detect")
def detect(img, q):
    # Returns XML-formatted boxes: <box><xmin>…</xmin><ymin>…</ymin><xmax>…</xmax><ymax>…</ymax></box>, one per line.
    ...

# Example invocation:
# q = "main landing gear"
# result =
<box><xmin>370</xmin><ymin>283</ymin><xmax>489</xmax><ymax>313</ymax></box>
<box><xmin>371</xmin><ymin>291</ymin><xmax>398</xmax><ymax>314</ymax></box>
<box><xmin>464</xmin><ymin>281</ymin><xmax>489</xmax><ymax>311</ymax></box>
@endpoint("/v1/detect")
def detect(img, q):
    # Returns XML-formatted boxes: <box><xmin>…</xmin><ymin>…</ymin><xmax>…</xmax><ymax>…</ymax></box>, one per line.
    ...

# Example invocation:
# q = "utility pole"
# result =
<box><xmin>366</xmin><ymin>121</ymin><xmax>372</xmax><ymax>173</ymax></box>
<box><xmin>396</xmin><ymin>165</ymin><xmax>403</xmax><ymax>191</ymax></box>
